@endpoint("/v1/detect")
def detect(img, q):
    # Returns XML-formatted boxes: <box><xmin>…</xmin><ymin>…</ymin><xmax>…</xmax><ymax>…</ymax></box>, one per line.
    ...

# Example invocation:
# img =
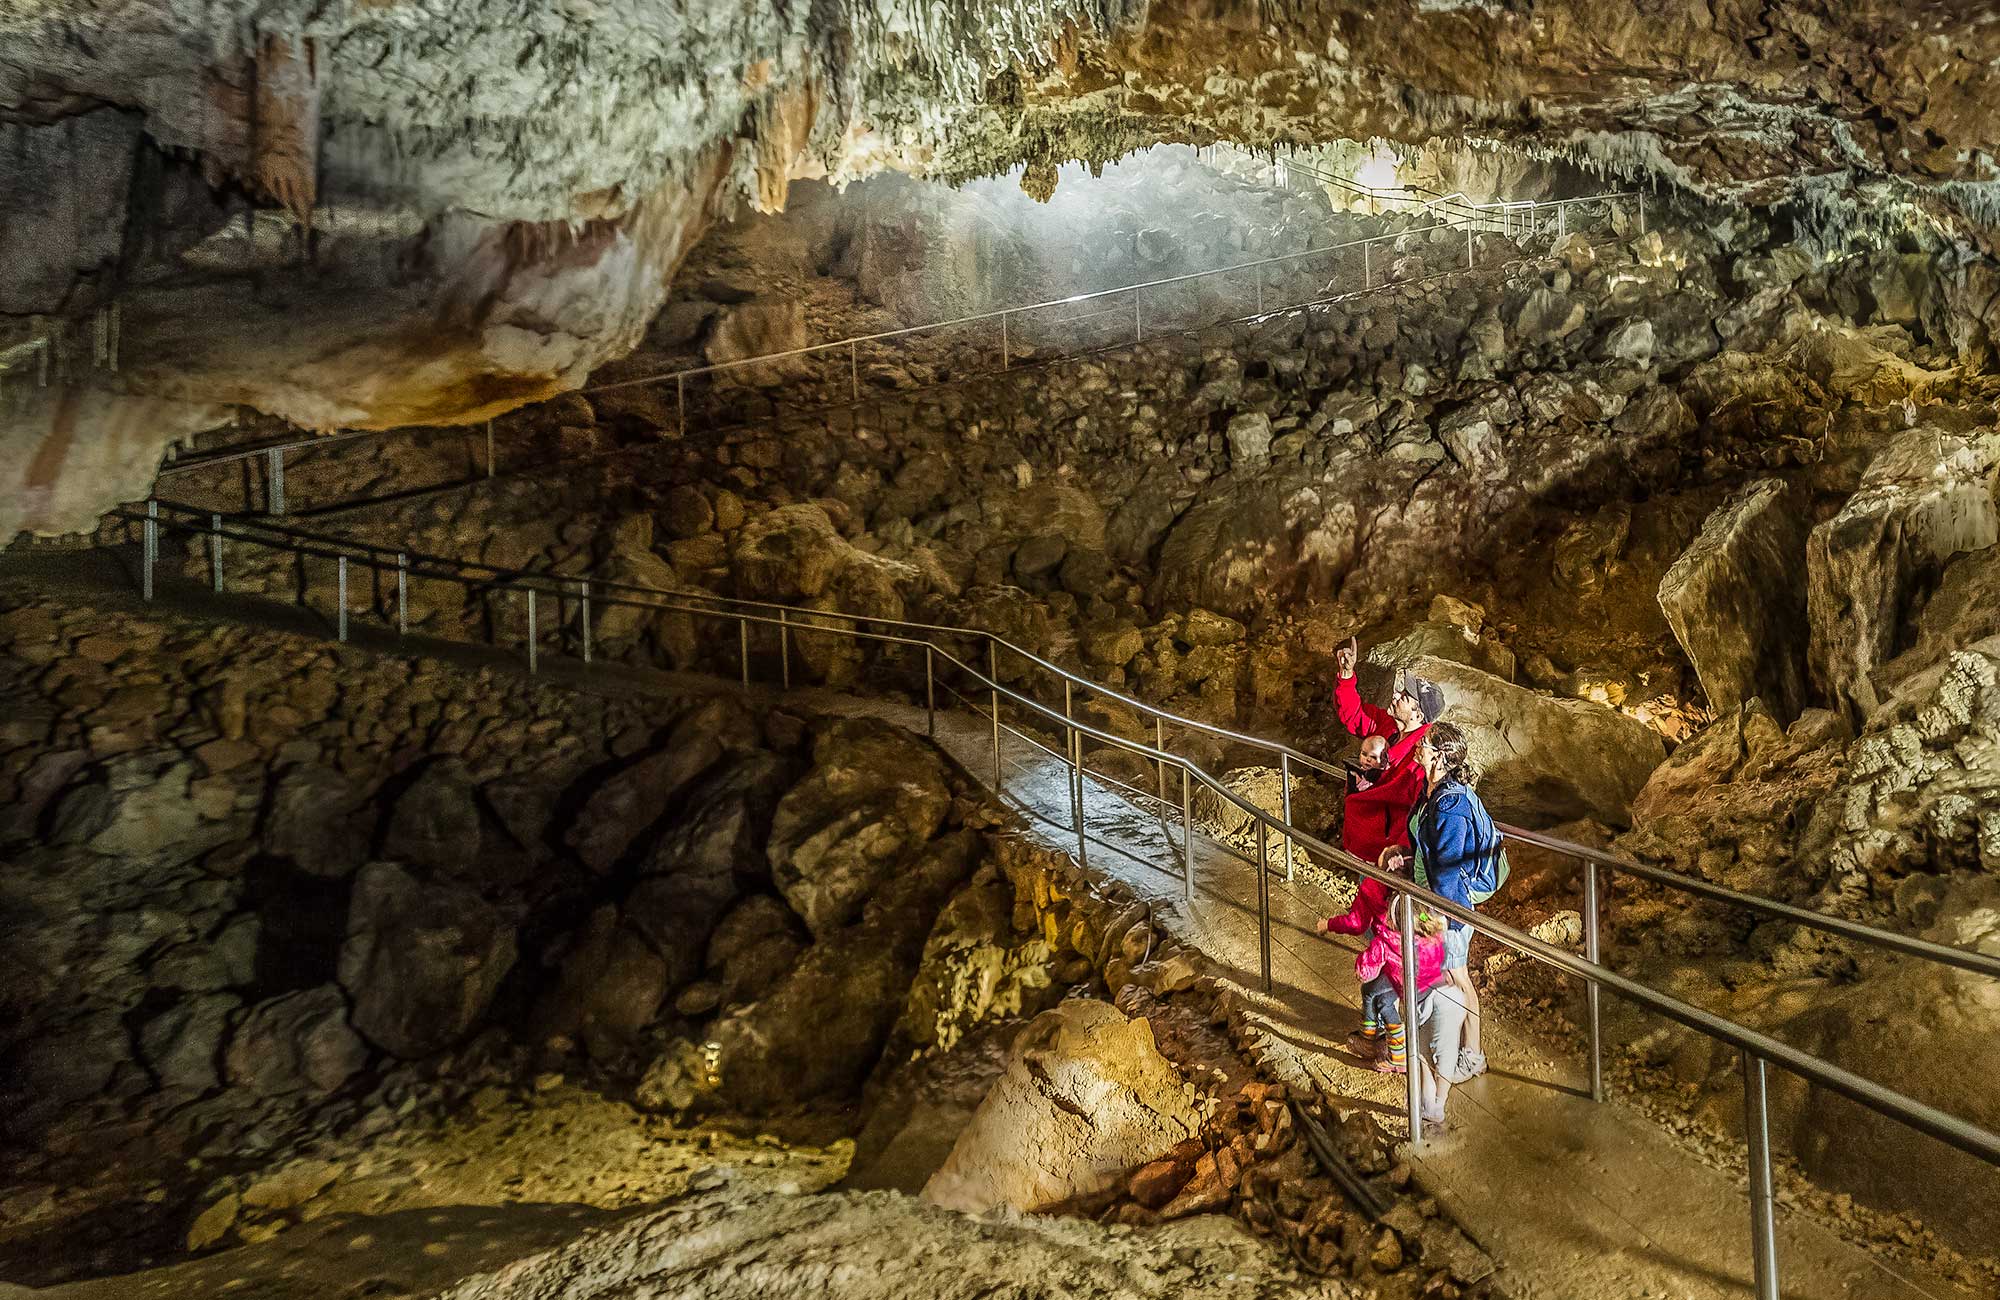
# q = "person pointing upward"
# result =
<box><xmin>1333</xmin><ymin>637</ymin><xmax>1445</xmax><ymax>867</ymax></box>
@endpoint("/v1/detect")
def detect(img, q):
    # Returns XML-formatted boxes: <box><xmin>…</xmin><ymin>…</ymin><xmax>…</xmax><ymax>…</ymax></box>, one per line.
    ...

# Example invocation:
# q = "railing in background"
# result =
<box><xmin>152</xmin><ymin>183</ymin><xmax>1640</xmax><ymax>517</ymax></box>
<box><xmin>117</xmin><ymin>496</ymin><xmax>2000</xmax><ymax>1300</ymax></box>
<box><xmin>580</xmin><ymin>188</ymin><xmax>1640</xmax><ymax>421</ymax></box>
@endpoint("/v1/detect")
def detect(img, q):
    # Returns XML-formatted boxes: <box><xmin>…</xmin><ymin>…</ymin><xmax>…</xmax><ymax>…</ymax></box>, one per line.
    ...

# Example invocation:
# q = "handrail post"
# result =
<box><xmin>1362</xmin><ymin>240</ymin><xmax>1370</xmax><ymax>290</ymax></box>
<box><xmin>1154</xmin><ymin>716</ymin><xmax>1166</xmax><ymax>802</ymax></box>
<box><xmin>849</xmin><ymin>339</ymin><xmax>859</xmax><ymax>403</ymax></box>
<box><xmin>739</xmin><ymin>618</ymin><xmax>751</xmax><ymax>689</ymax></box>
<box><xmin>778</xmin><ymin>608</ymin><xmax>790</xmax><ymax>689</ymax></box>
<box><xmin>209</xmin><ymin>512</ymin><xmax>222</xmax><ymax>592</ymax></box>
<box><xmin>1180</xmin><ymin>766</ymin><xmax>1194</xmax><ymax>901</ymax></box>
<box><xmin>676</xmin><ymin>372</ymin><xmax>686</xmax><ymax>439</ymax></box>
<box><xmin>1132</xmin><ymin>288</ymin><xmax>1142</xmax><ymax>344</ymax></box>
<box><xmin>267</xmin><ymin>447</ymin><xmax>285</xmax><ymax>515</ymax></box>
<box><xmin>1637</xmin><ymin>192</ymin><xmax>1647</xmax><ymax>235</ymax></box>
<box><xmin>524</xmin><ymin>587</ymin><xmax>537</xmax><ymax>672</ymax></box>
<box><xmin>988</xmin><ymin>640</ymin><xmax>1002</xmax><ymax>784</ymax></box>
<box><xmin>1256</xmin><ymin>819</ymin><xmax>1272</xmax><ymax>993</ymax></box>
<box><xmin>1466</xmin><ymin>226</ymin><xmax>1474</xmax><ymax>269</ymax></box>
<box><xmin>396</xmin><ymin>552</ymin><xmax>408</xmax><ymax>637</ymax></box>
<box><xmin>1400</xmin><ymin>898</ymin><xmax>1425</xmax><ymax>1147</ymax></box>
<box><xmin>1743</xmin><ymin>1050</ymin><xmax>1781</xmax><ymax>1300</ymax></box>
<box><xmin>1558</xmin><ymin>203</ymin><xmax>1567</xmax><ymax>239</ymax></box>
<box><xmin>579</xmin><ymin>578</ymin><xmax>592</xmax><ymax>663</ymax></box>
<box><xmin>1000</xmin><ymin>311</ymin><xmax>1009</xmax><ymax>370</ymax></box>
<box><xmin>1254</xmin><ymin>263</ymin><xmax>1264</xmax><ymax>314</ymax></box>
<box><xmin>1070</xmin><ymin>724</ymin><xmax>1089</xmax><ymax>868</ymax></box>
<box><xmin>142</xmin><ymin>500</ymin><xmax>157</xmax><ymax>601</ymax></box>
<box><xmin>1279</xmin><ymin>752</ymin><xmax>1295</xmax><ymax>882</ymax></box>
<box><xmin>924</xmin><ymin>643</ymin><xmax>936</xmax><ymax>737</ymax></box>
<box><xmin>336</xmin><ymin>556</ymin><xmax>348</xmax><ymax>642</ymax></box>
<box><xmin>1585</xmin><ymin>860</ymin><xmax>1605</xmax><ymax>1102</ymax></box>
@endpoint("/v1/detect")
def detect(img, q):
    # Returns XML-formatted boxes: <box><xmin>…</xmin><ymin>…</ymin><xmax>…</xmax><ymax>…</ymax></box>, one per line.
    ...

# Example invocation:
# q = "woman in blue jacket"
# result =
<box><xmin>1409</xmin><ymin>722</ymin><xmax>1504</xmax><ymax>1079</ymax></box>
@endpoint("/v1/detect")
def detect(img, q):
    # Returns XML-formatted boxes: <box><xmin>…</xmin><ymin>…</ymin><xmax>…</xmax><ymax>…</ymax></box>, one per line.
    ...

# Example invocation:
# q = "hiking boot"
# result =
<box><xmin>1345</xmin><ymin>1029</ymin><xmax>1382</xmax><ymax>1054</ymax></box>
<box><xmin>1456</xmin><ymin>1049</ymin><xmax>1487</xmax><ymax>1078</ymax></box>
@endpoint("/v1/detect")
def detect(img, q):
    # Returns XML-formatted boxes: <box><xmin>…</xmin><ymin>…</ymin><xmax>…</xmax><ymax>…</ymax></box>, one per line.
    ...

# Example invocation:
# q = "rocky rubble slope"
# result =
<box><xmin>234</xmin><ymin>204</ymin><xmax>1999</xmax><ymax>829</ymax></box>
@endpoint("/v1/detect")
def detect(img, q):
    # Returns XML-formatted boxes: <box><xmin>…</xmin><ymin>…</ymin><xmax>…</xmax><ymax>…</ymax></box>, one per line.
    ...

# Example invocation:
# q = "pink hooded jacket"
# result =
<box><xmin>1355</xmin><ymin>923</ymin><xmax>1447</xmax><ymax>995</ymax></box>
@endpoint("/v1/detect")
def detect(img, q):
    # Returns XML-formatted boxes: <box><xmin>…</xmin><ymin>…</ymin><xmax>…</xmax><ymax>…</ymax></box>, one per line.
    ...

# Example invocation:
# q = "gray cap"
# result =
<box><xmin>1404</xmin><ymin>672</ymin><xmax>1446</xmax><ymax>724</ymax></box>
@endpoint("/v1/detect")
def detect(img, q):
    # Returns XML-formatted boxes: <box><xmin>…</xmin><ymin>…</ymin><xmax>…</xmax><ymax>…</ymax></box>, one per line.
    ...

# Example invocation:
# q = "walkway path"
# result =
<box><xmin>810</xmin><ymin>687</ymin><xmax>1974</xmax><ymax>1300</ymax></box>
<box><xmin>6</xmin><ymin>550</ymin><xmax>1977</xmax><ymax>1300</ymax></box>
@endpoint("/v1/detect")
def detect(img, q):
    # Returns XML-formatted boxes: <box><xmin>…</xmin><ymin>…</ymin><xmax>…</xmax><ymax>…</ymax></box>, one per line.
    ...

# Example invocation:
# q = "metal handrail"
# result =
<box><xmin>130</xmin><ymin>499</ymin><xmax>2000</xmax><ymax>985</ymax></box>
<box><xmin>1498</xmin><ymin>821</ymin><xmax>2000</xmax><ymax>980</ymax></box>
<box><xmin>120</xmin><ymin>498</ymin><xmax>2000</xmax><ymax>1300</ymax></box>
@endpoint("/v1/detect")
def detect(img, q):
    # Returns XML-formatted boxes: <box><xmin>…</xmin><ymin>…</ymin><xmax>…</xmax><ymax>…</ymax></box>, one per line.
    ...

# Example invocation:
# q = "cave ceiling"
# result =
<box><xmin>4</xmin><ymin>0</ymin><xmax>2000</xmax><ymax>536</ymax></box>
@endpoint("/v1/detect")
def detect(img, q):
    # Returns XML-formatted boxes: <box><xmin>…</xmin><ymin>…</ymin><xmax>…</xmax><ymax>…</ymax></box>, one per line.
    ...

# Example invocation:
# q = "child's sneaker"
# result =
<box><xmin>1456</xmin><ymin>1049</ymin><xmax>1488</xmax><ymax>1078</ymax></box>
<box><xmin>1370</xmin><ymin>1054</ymin><xmax>1407</xmax><ymax>1075</ymax></box>
<box><xmin>1371</xmin><ymin>1035</ymin><xmax>1407</xmax><ymax>1074</ymax></box>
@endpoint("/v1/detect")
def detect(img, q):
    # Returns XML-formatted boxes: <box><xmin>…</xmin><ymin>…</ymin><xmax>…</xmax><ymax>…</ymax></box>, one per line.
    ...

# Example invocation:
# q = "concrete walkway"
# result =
<box><xmin>7</xmin><ymin>550</ymin><xmax>1977</xmax><ymax>1300</ymax></box>
<box><xmin>787</xmin><ymin>686</ymin><xmax>1976</xmax><ymax>1300</ymax></box>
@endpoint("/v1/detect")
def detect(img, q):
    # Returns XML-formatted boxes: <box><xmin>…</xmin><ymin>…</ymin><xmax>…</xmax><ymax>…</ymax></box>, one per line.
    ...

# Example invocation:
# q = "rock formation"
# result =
<box><xmin>1658</xmin><ymin>478</ymin><xmax>1811</xmax><ymax>724</ymax></box>
<box><xmin>923</xmin><ymin>999</ymin><xmax>1204</xmax><ymax>1214</ymax></box>
<box><xmin>1405</xmin><ymin>654</ymin><xmax>1666</xmax><ymax>827</ymax></box>
<box><xmin>1807</xmin><ymin>429</ymin><xmax>2000</xmax><ymax>727</ymax></box>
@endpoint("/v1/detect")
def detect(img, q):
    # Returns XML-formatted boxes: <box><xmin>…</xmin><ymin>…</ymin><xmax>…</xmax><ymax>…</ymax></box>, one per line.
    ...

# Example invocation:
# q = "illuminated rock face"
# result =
<box><xmin>8</xmin><ymin>0</ymin><xmax>2000</xmax><ymax>535</ymax></box>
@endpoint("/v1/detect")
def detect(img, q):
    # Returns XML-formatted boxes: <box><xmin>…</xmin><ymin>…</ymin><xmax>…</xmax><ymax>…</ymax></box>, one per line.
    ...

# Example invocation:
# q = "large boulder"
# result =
<box><xmin>139</xmin><ymin>993</ymin><xmax>241</xmax><ymax>1092</ymax></box>
<box><xmin>794</xmin><ymin>549</ymin><xmax>923</xmax><ymax>688</ymax></box>
<box><xmin>262</xmin><ymin>763</ymin><xmax>370</xmax><ymax>878</ymax></box>
<box><xmin>1808</xmin><ymin>428</ymin><xmax>2000</xmax><ymax>727</ymax></box>
<box><xmin>1658</xmin><ymin>479</ymin><xmax>1811</xmax><ymax>724</ymax></box>
<box><xmin>564</xmin><ymin>698</ymin><xmax>753</xmax><ymax>872</ymax></box>
<box><xmin>1224</xmin><ymin>411</ymin><xmax>1273</xmax><ymax>468</ymax></box>
<box><xmin>923</xmin><ymin>999</ymin><xmax>1204</xmax><ymax>1213</ymax></box>
<box><xmin>1815</xmin><ymin>637</ymin><xmax>2000</xmax><ymax>902</ymax></box>
<box><xmin>702</xmin><ymin>300</ymin><xmax>809</xmax><ymax>372</ymax></box>
<box><xmin>49</xmin><ymin>752</ymin><xmax>218</xmax><ymax>860</ymax></box>
<box><xmin>731</xmin><ymin>504</ymin><xmax>851</xmax><ymax>601</ymax></box>
<box><xmin>767</xmin><ymin>719</ymin><xmax>953</xmax><ymax>938</ymax></box>
<box><xmin>1155</xmin><ymin>473</ymin><xmax>1360</xmax><ymax>619</ymax></box>
<box><xmin>381</xmin><ymin>757</ymin><xmax>483</xmax><ymax>874</ymax></box>
<box><xmin>1876</xmin><ymin>542</ymin><xmax>2000</xmax><ymax>697</ymax></box>
<box><xmin>530</xmin><ymin>906</ymin><xmax>670</xmax><ymax>1061</ymax></box>
<box><xmin>622</xmin><ymin>750</ymin><xmax>796</xmax><ymax>989</ymax></box>
<box><xmin>222</xmin><ymin>986</ymin><xmax>366</xmax><ymax>1094</ymax></box>
<box><xmin>338</xmin><ymin>863</ymin><xmax>517</xmax><ymax>1059</ymax></box>
<box><xmin>1408</xmin><ymin>655</ymin><xmax>1667</xmax><ymax>827</ymax></box>
<box><xmin>645</xmin><ymin>828</ymin><xmax>984</xmax><ymax>1113</ymax></box>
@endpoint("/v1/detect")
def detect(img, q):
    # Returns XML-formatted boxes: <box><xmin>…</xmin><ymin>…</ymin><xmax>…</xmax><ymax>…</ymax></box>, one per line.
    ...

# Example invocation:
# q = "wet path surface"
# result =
<box><xmin>788</xmin><ymin>686</ymin><xmax>1976</xmax><ymax>1300</ymax></box>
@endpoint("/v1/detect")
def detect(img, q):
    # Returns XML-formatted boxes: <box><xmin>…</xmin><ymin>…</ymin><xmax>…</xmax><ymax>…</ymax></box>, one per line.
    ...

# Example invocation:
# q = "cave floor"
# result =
<box><xmin>6</xmin><ymin>547</ymin><xmax>1982</xmax><ymax>1300</ymax></box>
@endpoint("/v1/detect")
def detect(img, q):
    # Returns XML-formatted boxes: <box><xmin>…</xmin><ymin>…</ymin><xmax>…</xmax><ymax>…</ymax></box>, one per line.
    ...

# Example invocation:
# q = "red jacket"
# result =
<box><xmin>1334</xmin><ymin>675</ymin><xmax>1429</xmax><ymax>864</ymax></box>
<box><xmin>1324</xmin><ymin>876</ymin><xmax>1389</xmax><ymax>938</ymax></box>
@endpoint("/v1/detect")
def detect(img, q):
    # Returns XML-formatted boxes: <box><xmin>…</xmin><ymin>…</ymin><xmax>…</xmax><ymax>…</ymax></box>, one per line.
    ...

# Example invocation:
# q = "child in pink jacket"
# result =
<box><xmin>1352</xmin><ymin>901</ymin><xmax>1448</xmax><ymax>1072</ymax></box>
<box><xmin>1319</xmin><ymin>851</ymin><xmax>1446</xmax><ymax>1073</ymax></box>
